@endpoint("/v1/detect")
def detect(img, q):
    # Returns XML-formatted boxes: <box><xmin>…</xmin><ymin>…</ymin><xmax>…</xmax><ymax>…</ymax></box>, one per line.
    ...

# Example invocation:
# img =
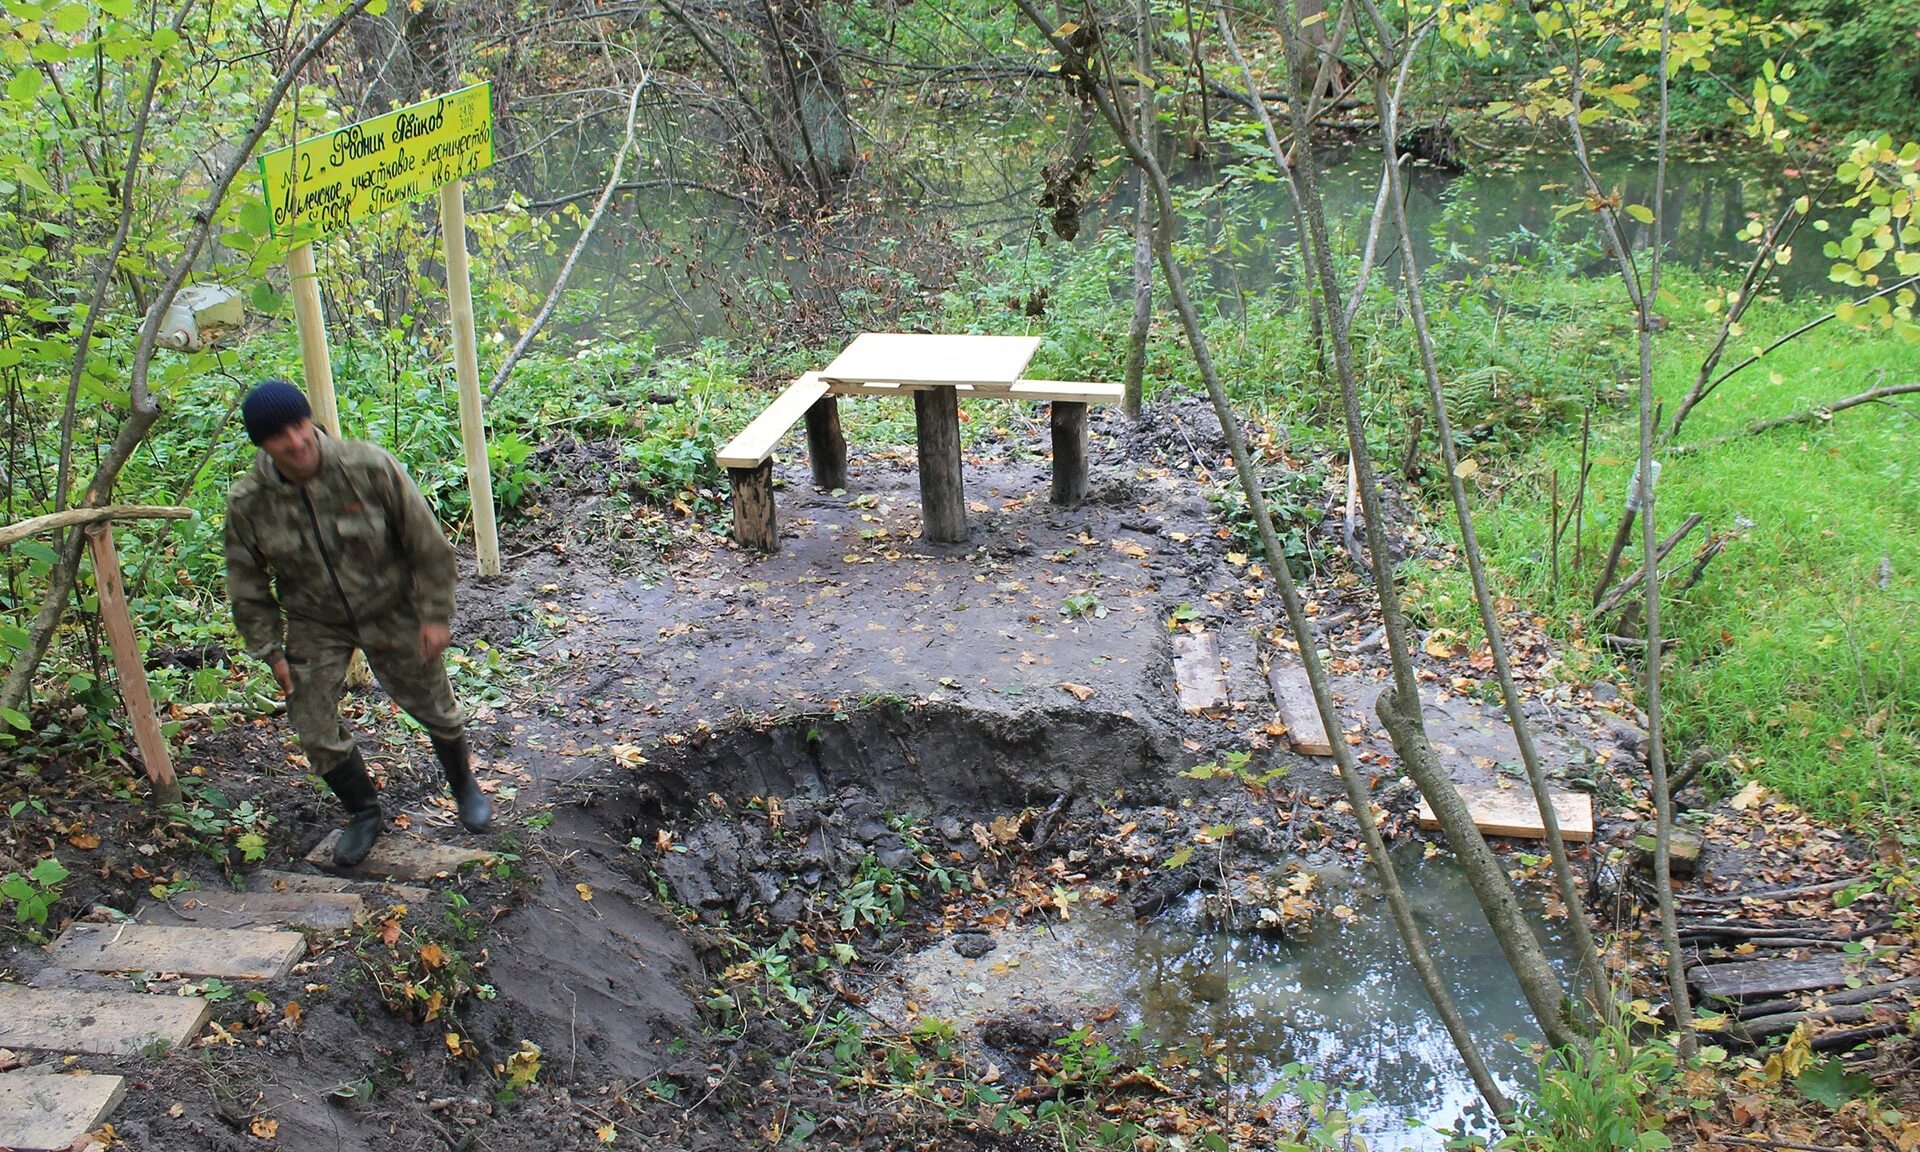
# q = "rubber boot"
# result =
<box><xmin>321</xmin><ymin>748</ymin><xmax>383</xmax><ymax>867</ymax></box>
<box><xmin>431</xmin><ymin>733</ymin><xmax>492</xmax><ymax>833</ymax></box>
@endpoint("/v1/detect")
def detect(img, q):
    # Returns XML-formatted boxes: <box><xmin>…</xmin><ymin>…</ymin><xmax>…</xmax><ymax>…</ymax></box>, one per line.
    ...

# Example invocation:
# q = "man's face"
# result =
<box><xmin>261</xmin><ymin>417</ymin><xmax>320</xmax><ymax>482</ymax></box>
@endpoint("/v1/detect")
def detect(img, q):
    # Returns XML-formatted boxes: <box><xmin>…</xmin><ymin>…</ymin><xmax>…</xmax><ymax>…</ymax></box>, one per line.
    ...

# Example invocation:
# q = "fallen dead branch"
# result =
<box><xmin>1672</xmin><ymin>381</ymin><xmax>1920</xmax><ymax>456</ymax></box>
<box><xmin>1593</xmin><ymin>512</ymin><xmax>1704</xmax><ymax>617</ymax></box>
<box><xmin>0</xmin><ymin>504</ymin><xmax>195</xmax><ymax>549</ymax></box>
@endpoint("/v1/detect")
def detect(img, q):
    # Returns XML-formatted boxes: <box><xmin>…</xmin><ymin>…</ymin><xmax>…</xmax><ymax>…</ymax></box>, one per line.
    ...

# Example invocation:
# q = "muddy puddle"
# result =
<box><xmin>884</xmin><ymin>843</ymin><xmax>1576</xmax><ymax>1150</ymax></box>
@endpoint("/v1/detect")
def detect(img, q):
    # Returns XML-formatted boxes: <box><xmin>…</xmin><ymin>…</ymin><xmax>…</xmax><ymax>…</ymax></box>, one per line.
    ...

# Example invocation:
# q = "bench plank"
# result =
<box><xmin>717</xmin><ymin>373</ymin><xmax>830</xmax><ymax>468</ymax></box>
<box><xmin>1008</xmin><ymin>380</ymin><xmax>1124</xmax><ymax>404</ymax></box>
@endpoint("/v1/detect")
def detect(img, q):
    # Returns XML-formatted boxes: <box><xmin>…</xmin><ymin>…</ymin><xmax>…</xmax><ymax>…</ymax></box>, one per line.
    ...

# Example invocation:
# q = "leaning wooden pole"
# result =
<box><xmin>85</xmin><ymin>525</ymin><xmax>180</xmax><ymax>806</ymax></box>
<box><xmin>439</xmin><ymin>179</ymin><xmax>501</xmax><ymax>577</ymax></box>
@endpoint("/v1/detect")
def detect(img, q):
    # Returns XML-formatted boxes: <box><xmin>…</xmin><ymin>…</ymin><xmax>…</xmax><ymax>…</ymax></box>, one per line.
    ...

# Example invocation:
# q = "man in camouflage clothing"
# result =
<box><xmin>224</xmin><ymin>379</ymin><xmax>491</xmax><ymax>866</ymax></box>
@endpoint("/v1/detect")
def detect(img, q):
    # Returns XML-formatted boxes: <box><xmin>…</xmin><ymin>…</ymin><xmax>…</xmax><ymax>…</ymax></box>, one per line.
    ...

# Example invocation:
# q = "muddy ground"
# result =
<box><xmin>4</xmin><ymin>395</ymin><xmax>1904</xmax><ymax>1151</ymax></box>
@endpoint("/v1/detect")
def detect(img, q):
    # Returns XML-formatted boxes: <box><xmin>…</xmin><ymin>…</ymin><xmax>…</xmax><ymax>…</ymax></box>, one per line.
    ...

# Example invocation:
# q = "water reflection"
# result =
<box><xmin>1111</xmin><ymin>845</ymin><xmax>1578</xmax><ymax>1148</ymax></box>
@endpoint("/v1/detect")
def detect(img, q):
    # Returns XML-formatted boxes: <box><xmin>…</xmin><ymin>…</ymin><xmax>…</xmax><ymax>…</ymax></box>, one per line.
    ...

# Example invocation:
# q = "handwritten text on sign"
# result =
<box><xmin>258</xmin><ymin>83</ymin><xmax>493</xmax><ymax>238</ymax></box>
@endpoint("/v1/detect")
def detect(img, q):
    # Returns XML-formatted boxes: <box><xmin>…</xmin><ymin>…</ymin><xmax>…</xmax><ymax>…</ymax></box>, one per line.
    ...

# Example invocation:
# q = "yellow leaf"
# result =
<box><xmin>445</xmin><ymin>1031</ymin><xmax>465</xmax><ymax>1056</ymax></box>
<box><xmin>1225</xmin><ymin>551</ymin><xmax>1248</xmax><ymax>566</ymax></box>
<box><xmin>1729</xmin><ymin>779</ymin><xmax>1768</xmax><ymax>810</ymax></box>
<box><xmin>597</xmin><ymin>1121</ymin><xmax>618</xmax><ymax>1144</ymax></box>
<box><xmin>249</xmin><ymin>1116</ymin><xmax>279</xmax><ymax>1139</ymax></box>
<box><xmin>1625</xmin><ymin>203</ymin><xmax>1655</xmax><ymax>224</ymax></box>
<box><xmin>1452</xmin><ymin>458</ymin><xmax>1479</xmax><ymax>479</ymax></box>
<box><xmin>576</xmin><ymin>883</ymin><xmax>594</xmax><ymax>902</ymax></box>
<box><xmin>418</xmin><ymin>942</ymin><xmax>446</xmax><ymax>970</ymax></box>
<box><xmin>1059</xmin><ymin>681</ymin><xmax>1095</xmax><ymax>702</ymax></box>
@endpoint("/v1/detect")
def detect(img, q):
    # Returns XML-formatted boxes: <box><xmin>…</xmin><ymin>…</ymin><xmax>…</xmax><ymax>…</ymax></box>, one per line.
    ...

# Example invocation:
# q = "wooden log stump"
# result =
<box><xmin>1049</xmin><ymin>400</ymin><xmax>1089</xmax><ymax>506</ymax></box>
<box><xmin>804</xmin><ymin>394</ymin><xmax>848</xmax><ymax>490</ymax></box>
<box><xmin>914</xmin><ymin>387</ymin><xmax>967</xmax><ymax>544</ymax></box>
<box><xmin>729</xmin><ymin>461</ymin><xmax>778</xmax><ymax>552</ymax></box>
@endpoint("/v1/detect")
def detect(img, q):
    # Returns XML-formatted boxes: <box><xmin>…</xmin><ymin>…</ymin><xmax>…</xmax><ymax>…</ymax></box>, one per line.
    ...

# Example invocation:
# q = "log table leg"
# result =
<box><xmin>914</xmin><ymin>386</ymin><xmax>968</xmax><ymax>544</ymax></box>
<box><xmin>729</xmin><ymin>461</ymin><xmax>779</xmax><ymax>552</ymax></box>
<box><xmin>1050</xmin><ymin>401</ymin><xmax>1089</xmax><ymax>506</ymax></box>
<box><xmin>804</xmin><ymin>395</ymin><xmax>847</xmax><ymax>490</ymax></box>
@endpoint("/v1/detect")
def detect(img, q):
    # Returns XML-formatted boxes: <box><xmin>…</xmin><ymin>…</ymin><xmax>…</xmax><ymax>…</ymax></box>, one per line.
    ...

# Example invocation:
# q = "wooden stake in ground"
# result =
<box><xmin>440</xmin><ymin>179</ymin><xmax>501</xmax><ymax>578</ymax></box>
<box><xmin>84</xmin><ymin>524</ymin><xmax>180</xmax><ymax>805</ymax></box>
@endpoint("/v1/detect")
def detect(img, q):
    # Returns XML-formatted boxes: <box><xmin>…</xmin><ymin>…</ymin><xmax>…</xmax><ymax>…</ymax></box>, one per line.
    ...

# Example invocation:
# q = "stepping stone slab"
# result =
<box><xmin>305</xmin><ymin>830</ymin><xmax>491</xmax><ymax>881</ymax></box>
<box><xmin>50</xmin><ymin>923</ymin><xmax>305</xmax><ymax>980</ymax></box>
<box><xmin>135</xmin><ymin>890</ymin><xmax>364</xmax><ymax>932</ymax></box>
<box><xmin>1172</xmin><ymin>632</ymin><xmax>1228</xmax><ymax>713</ymax></box>
<box><xmin>1416</xmin><ymin>780</ymin><xmax>1594</xmax><ymax>842</ymax></box>
<box><xmin>0</xmin><ymin>984</ymin><xmax>209</xmax><ymax>1057</ymax></box>
<box><xmin>0</xmin><ymin>1070</ymin><xmax>125</xmax><ymax>1152</ymax></box>
<box><xmin>1266</xmin><ymin>663</ymin><xmax>1333</xmax><ymax>755</ymax></box>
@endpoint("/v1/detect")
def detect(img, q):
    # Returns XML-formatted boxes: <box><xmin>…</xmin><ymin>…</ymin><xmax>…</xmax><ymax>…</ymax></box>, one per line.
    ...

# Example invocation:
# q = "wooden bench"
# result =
<box><xmin>716</xmin><ymin>374</ymin><xmax>1122</xmax><ymax>551</ymax></box>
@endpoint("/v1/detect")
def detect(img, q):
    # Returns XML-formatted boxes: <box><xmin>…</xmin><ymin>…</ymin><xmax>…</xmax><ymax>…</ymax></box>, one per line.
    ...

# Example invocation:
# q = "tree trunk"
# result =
<box><xmin>1122</xmin><ymin>0</ymin><xmax>1154</xmax><ymax>420</ymax></box>
<box><xmin>1273</xmin><ymin>0</ymin><xmax>1581</xmax><ymax>1055</ymax></box>
<box><xmin>755</xmin><ymin>0</ymin><xmax>854</xmax><ymax>200</ymax></box>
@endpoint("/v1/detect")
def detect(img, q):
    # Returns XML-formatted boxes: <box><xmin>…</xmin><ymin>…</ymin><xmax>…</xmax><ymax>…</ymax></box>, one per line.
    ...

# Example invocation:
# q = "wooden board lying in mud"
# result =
<box><xmin>1265</xmin><ymin>663</ymin><xmax>1333</xmax><ymax>755</ymax></box>
<box><xmin>1688</xmin><ymin>954</ymin><xmax>1888</xmax><ymax>1002</ymax></box>
<box><xmin>1171</xmin><ymin>632</ymin><xmax>1228</xmax><ymax>713</ymax></box>
<box><xmin>0</xmin><ymin>984</ymin><xmax>209</xmax><ymax>1057</ymax></box>
<box><xmin>50</xmin><ymin>923</ymin><xmax>305</xmax><ymax>980</ymax></box>
<box><xmin>306</xmin><ymin>829</ymin><xmax>491</xmax><ymax>881</ymax></box>
<box><xmin>0</xmin><ymin>1070</ymin><xmax>126</xmax><ymax>1152</ymax></box>
<box><xmin>1416</xmin><ymin>781</ymin><xmax>1593</xmax><ymax>842</ymax></box>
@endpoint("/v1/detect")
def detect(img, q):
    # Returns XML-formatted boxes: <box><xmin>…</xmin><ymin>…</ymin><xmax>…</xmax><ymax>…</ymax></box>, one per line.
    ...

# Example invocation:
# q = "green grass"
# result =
<box><xmin>1439</xmin><ymin>270</ymin><xmax>1919</xmax><ymax>820</ymax></box>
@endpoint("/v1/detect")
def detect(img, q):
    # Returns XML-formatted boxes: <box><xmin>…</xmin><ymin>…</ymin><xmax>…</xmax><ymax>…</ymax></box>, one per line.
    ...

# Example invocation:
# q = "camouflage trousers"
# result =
<box><xmin>285</xmin><ymin>605</ymin><xmax>465</xmax><ymax>775</ymax></box>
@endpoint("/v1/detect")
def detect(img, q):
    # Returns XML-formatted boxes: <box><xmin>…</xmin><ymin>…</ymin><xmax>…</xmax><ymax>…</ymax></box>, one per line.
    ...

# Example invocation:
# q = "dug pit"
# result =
<box><xmin>517</xmin><ymin>700</ymin><xmax>1579</xmax><ymax>1149</ymax></box>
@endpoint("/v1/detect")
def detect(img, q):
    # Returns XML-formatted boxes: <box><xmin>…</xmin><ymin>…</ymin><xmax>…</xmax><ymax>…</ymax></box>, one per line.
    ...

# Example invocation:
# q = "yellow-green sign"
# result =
<box><xmin>258</xmin><ymin>82</ymin><xmax>493</xmax><ymax>238</ymax></box>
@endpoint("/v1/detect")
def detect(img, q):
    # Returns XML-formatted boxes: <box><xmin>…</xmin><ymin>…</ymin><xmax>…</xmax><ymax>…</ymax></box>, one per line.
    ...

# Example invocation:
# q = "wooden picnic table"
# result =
<box><xmin>718</xmin><ymin>333</ymin><xmax>1122</xmax><ymax>550</ymax></box>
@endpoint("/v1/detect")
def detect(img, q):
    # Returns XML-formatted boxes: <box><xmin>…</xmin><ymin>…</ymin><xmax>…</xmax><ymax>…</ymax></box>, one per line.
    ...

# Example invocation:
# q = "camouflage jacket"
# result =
<box><xmin>224</xmin><ymin>432</ymin><xmax>456</xmax><ymax>665</ymax></box>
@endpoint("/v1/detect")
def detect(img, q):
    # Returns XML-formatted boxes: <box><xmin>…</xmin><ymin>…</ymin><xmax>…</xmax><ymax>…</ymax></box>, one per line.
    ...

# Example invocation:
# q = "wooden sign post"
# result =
<box><xmin>438</xmin><ymin>178</ymin><xmax>499</xmax><ymax>574</ymax></box>
<box><xmin>258</xmin><ymin>82</ymin><xmax>500</xmax><ymax>575</ymax></box>
<box><xmin>285</xmin><ymin>242</ymin><xmax>340</xmax><ymax>438</ymax></box>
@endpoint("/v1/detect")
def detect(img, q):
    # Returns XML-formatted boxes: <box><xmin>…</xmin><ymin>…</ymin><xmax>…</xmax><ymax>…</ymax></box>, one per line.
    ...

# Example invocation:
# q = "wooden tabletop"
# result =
<box><xmin>819</xmin><ymin>333</ymin><xmax>1041</xmax><ymax>389</ymax></box>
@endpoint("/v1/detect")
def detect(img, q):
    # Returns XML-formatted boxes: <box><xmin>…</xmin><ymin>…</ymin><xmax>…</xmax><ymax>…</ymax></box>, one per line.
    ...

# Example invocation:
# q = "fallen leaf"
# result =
<box><xmin>1059</xmin><ymin>682</ymin><xmax>1095</xmax><ymax>702</ymax></box>
<box><xmin>418</xmin><ymin>942</ymin><xmax>446</xmax><ymax>970</ymax></box>
<box><xmin>379</xmin><ymin>918</ymin><xmax>402</xmax><ymax>947</ymax></box>
<box><xmin>282</xmin><ymin>1001</ymin><xmax>302</xmax><ymax>1028</ymax></box>
<box><xmin>597</xmin><ymin>1121</ymin><xmax>618</xmax><ymax>1144</ymax></box>
<box><xmin>576</xmin><ymin>883</ymin><xmax>594</xmax><ymax>902</ymax></box>
<box><xmin>445</xmin><ymin>1032</ymin><xmax>465</xmax><ymax>1056</ymax></box>
<box><xmin>68</xmin><ymin>831</ymin><xmax>101</xmax><ymax>850</ymax></box>
<box><xmin>1730</xmin><ymin>780</ymin><xmax>1768</xmax><ymax>811</ymax></box>
<box><xmin>249</xmin><ymin>1116</ymin><xmax>278</xmax><ymax>1139</ymax></box>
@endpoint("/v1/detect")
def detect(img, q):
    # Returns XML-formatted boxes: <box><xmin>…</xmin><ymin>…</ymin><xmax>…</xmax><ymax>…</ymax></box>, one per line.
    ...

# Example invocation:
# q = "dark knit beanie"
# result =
<box><xmin>242</xmin><ymin>379</ymin><xmax>312</xmax><ymax>445</ymax></box>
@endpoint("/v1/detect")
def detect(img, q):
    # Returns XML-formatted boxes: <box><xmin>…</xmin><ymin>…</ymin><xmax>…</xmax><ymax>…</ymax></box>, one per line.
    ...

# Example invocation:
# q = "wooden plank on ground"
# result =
<box><xmin>820</xmin><ymin>333</ymin><xmax>1040</xmax><ymax>389</ymax></box>
<box><xmin>50</xmin><ymin>924</ymin><xmax>305</xmax><ymax>980</ymax></box>
<box><xmin>135</xmin><ymin>890</ymin><xmax>364</xmax><ymax>932</ymax></box>
<box><xmin>717</xmin><ymin>373</ymin><xmax>830</xmax><ymax>468</ymax></box>
<box><xmin>0</xmin><ymin>1071</ymin><xmax>126</xmax><ymax>1151</ymax></box>
<box><xmin>244</xmin><ymin>869</ymin><xmax>430</xmax><ymax>904</ymax></box>
<box><xmin>0</xmin><ymin>984</ymin><xmax>209</xmax><ymax>1057</ymax></box>
<box><xmin>1266</xmin><ymin>663</ymin><xmax>1333</xmax><ymax>755</ymax></box>
<box><xmin>306</xmin><ymin>831</ymin><xmax>491</xmax><ymax>881</ymax></box>
<box><xmin>1172</xmin><ymin>632</ymin><xmax>1228</xmax><ymax>713</ymax></box>
<box><xmin>1415</xmin><ymin>782</ymin><xmax>1594</xmax><ymax>842</ymax></box>
<box><xmin>1689</xmin><ymin>954</ymin><xmax>1886</xmax><ymax>1002</ymax></box>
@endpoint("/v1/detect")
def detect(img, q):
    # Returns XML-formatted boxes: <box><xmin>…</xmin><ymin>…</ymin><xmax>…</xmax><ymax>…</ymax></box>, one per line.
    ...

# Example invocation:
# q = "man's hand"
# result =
<box><xmin>271</xmin><ymin>657</ymin><xmax>293</xmax><ymax>697</ymax></box>
<box><xmin>419</xmin><ymin>620</ymin><xmax>452</xmax><ymax>663</ymax></box>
